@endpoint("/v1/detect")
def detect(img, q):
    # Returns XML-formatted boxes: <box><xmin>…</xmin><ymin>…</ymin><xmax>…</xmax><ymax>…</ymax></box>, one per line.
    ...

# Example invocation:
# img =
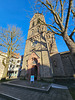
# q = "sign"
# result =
<box><xmin>30</xmin><ymin>75</ymin><xmax>34</xmax><ymax>82</ymax></box>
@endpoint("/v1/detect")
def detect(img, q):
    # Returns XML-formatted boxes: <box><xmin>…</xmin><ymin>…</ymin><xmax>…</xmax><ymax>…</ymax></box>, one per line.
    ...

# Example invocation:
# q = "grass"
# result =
<box><xmin>69</xmin><ymin>88</ymin><xmax>75</xmax><ymax>100</ymax></box>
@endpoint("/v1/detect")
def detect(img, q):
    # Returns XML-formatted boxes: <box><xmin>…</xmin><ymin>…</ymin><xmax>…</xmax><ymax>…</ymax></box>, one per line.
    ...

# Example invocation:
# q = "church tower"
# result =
<box><xmin>21</xmin><ymin>13</ymin><xmax>65</xmax><ymax>80</ymax></box>
<box><xmin>21</xmin><ymin>13</ymin><xmax>53</xmax><ymax>80</ymax></box>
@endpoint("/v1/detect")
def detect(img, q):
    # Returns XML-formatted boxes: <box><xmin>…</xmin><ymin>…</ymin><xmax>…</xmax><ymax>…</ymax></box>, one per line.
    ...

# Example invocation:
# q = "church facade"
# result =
<box><xmin>21</xmin><ymin>13</ymin><xmax>75</xmax><ymax>80</ymax></box>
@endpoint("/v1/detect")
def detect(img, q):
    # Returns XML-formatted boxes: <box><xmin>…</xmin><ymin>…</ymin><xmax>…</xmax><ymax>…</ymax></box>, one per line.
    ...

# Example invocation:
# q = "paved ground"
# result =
<box><xmin>0</xmin><ymin>97</ymin><xmax>6</xmax><ymax>100</ymax></box>
<box><xmin>2</xmin><ymin>79</ymin><xmax>51</xmax><ymax>91</ymax></box>
<box><xmin>0</xmin><ymin>80</ymin><xmax>73</xmax><ymax>100</ymax></box>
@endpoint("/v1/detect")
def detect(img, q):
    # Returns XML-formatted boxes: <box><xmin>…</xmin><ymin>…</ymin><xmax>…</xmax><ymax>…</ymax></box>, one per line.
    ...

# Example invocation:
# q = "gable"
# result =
<box><xmin>28</xmin><ymin>52</ymin><xmax>40</xmax><ymax>60</ymax></box>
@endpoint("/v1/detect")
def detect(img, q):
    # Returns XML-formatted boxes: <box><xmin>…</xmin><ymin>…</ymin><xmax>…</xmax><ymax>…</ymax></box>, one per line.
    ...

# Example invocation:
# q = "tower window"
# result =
<box><xmin>32</xmin><ymin>22</ymin><xmax>34</xmax><ymax>27</ymax></box>
<box><xmin>32</xmin><ymin>29</ymin><xmax>34</xmax><ymax>34</ymax></box>
<box><xmin>42</xmin><ymin>27</ymin><xmax>43</xmax><ymax>31</ymax></box>
<box><xmin>37</xmin><ymin>18</ymin><xmax>40</xmax><ymax>24</ymax></box>
<box><xmin>37</xmin><ymin>28</ymin><xmax>39</xmax><ymax>32</ymax></box>
<box><xmin>32</xmin><ymin>41</ymin><xmax>38</xmax><ymax>47</ymax></box>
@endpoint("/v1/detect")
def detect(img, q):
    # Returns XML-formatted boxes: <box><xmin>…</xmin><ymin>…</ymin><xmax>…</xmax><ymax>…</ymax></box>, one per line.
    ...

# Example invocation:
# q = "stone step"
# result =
<box><xmin>51</xmin><ymin>83</ymin><xmax>68</xmax><ymax>89</ymax></box>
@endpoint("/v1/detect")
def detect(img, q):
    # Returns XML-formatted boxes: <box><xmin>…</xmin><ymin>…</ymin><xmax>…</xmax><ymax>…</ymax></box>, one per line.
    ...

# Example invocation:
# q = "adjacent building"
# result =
<box><xmin>0</xmin><ymin>51</ymin><xmax>22</xmax><ymax>80</ymax></box>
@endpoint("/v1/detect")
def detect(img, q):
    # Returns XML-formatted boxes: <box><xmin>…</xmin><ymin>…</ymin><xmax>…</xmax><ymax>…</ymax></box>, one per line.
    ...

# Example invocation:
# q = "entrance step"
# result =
<box><xmin>51</xmin><ymin>83</ymin><xmax>68</xmax><ymax>89</ymax></box>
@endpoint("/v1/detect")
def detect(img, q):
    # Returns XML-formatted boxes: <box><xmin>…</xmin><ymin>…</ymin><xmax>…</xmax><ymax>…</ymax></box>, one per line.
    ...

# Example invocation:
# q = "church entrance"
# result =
<box><xmin>27</xmin><ymin>52</ymin><xmax>40</xmax><ymax>80</ymax></box>
<box><xmin>31</xmin><ymin>65</ymin><xmax>38</xmax><ymax>80</ymax></box>
<box><xmin>34</xmin><ymin>65</ymin><xmax>38</xmax><ymax>80</ymax></box>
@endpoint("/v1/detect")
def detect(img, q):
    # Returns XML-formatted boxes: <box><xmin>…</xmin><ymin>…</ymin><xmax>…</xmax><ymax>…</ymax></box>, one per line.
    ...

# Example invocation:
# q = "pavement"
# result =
<box><xmin>0</xmin><ymin>79</ymin><xmax>73</xmax><ymax>100</ymax></box>
<box><xmin>2</xmin><ymin>79</ymin><xmax>51</xmax><ymax>92</ymax></box>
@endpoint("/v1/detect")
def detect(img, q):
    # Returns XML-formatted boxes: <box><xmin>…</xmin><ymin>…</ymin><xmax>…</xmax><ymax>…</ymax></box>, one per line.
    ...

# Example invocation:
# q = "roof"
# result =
<box><xmin>0</xmin><ymin>51</ymin><xmax>21</xmax><ymax>59</ymax></box>
<box><xmin>60</xmin><ymin>51</ymin><xmax>70</xmax><ymax>55</ymax></box>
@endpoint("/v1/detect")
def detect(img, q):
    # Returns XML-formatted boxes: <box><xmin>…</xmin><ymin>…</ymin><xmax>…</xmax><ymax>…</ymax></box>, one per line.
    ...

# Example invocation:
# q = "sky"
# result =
<box><xmin>0</xmin><ymin>0</ymin><xmax>69</xmax><ymax>55</ymax></box>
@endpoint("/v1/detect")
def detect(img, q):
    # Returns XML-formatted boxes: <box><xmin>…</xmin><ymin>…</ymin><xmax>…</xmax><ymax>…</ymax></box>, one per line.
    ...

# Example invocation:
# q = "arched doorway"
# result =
<box><xmin>34</xmin><ymin>65</ymin><xmax>38</xmax><ymax>80</ymax></box>
<box><xmin>31</xmin><ymin>65</ymin><xmax>38</xmax><ymax>80</ymax></box>
<box><xmin>31</xmin><ymin>58</ymin><xmax>38</xmax><ymax>80</ymax></box>
<box><xmin>27</xmin><ymin>52</ymin><xmax>40</xmax><ymax>80</ymax></box>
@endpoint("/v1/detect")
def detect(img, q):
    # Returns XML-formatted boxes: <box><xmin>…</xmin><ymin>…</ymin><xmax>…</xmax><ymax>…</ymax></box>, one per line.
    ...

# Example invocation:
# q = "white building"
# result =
<box><xmin>0</xmin><ymin>51</ymin><xmax>21</xmax><ymax>80</ymax></box>
<box><xmin>0</xmin><ymin>51</ymin><xmax>7</xmax><ymax>80</ymax></box>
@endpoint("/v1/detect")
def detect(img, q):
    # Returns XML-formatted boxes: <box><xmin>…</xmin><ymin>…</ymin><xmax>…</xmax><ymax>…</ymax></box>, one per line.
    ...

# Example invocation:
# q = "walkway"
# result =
<box><xmin>0</xmin><ymin>79</ymin><xmax>73</xmax><ymax>100</ymax></box>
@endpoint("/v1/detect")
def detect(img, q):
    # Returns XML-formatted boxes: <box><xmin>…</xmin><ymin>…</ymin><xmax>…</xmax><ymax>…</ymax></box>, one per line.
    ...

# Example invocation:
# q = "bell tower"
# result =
<box><xmin>21</xmin><ymin>13</ymin><xmax>53</xmax><ymax>79</ymax></box>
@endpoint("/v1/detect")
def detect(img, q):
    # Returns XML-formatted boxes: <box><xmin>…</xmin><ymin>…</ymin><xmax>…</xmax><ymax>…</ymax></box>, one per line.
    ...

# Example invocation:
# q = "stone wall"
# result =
<box><xmin>60</xmin><ymin>52</ymin><xmax>75</xmax><ymax>76</ymax></box>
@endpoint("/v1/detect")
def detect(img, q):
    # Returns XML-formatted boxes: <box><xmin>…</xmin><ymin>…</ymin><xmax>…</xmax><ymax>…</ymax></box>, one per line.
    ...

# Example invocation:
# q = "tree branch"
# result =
<box><xmin>69</xmin><ymin>28</ymin><xmax>75</xmax><ymax>42</ymax></box>
<box><xmin>60</xmin><ymin>0</ymin><xmax>64</xmax><ymax>23</ymax></box>
<box><xmin>39</xmin><ymin>19</ymin><xmax>62</xmax><ymax>36</ymax></box>
<box><xmin>0</xmin><ymin>44</ymin><xmax>7</xmax><ymax>48</ymax></box>
<box><xmin>39</xmin><ymin>0</ymin><xmax>64</xmax><ymax>31</ymax></box>
<box><xmin>13</xmin><ymin>44</ymin><xmax>20</xmax><ymax>52</ymax></box>
<box><xmin>54</xmin><ymin>0</ymin><xmax>58</xmax><ymax>11</ymax></box>
<box><xmin>48</xmin><ymin>24</ymin><xmax>62</xmax><ymax>32</ymax></box>
<box><xmin>65</xmin><ymin>0</ymin><xmax>72</xmax><ymax>32</ymax></box>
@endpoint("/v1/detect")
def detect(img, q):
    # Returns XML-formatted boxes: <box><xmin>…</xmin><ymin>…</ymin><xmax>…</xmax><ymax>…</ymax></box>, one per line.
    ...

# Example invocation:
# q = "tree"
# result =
<box><xmin>0</xmin><ymin>25</ymin><xmax>23</xmax><ymax>79</ymax></box>
<box><xmin>36</xmin><ymin>0</ymin><xmax>75</xmax><ymax>61</ymax></box>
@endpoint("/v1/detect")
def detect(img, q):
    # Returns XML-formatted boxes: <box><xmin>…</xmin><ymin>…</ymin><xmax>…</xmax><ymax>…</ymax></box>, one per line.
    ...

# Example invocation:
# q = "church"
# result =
<box><xmin>20</xmin><ymin>13</ymin><xmax>75</xmax><ymax>80</ymax></box>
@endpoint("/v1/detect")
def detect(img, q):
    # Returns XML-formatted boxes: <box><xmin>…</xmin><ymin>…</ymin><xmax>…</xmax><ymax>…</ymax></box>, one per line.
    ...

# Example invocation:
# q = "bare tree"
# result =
<box><xmin>0</xmin><ymin>25</ymin><xmax>23</xmax><ymax>79</ymax></box>
<box><xmin>36</xmin><ymin>0</ymin><xmax>75</xmax><ymax>61</ymax></box>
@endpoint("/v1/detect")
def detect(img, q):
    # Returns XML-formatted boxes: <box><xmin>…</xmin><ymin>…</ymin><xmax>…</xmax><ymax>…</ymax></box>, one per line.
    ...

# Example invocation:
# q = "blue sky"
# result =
<box><xmin>0</xmin><ymin>0</ymin><xmax>69</xmax><ymax>55</ymax></box>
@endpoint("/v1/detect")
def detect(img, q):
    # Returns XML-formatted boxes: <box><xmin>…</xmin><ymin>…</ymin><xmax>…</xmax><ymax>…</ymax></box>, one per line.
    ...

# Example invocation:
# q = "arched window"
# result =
<box><xmin>37</xmin><ymin>28</ymin><xmax>39</xmax><ymax>32</ymax></box>
<box><xmin>42</xmin><ymin>27</ymin><xmax>43</xmax><ymax>31</ymax></box>
<box><xmin>37</xmin><ymin>18</ymin><xmax>40</xmax><ymax>24</ymax></box>
<box><xmin>32</xmin><ymin>29</ymin><xmax>34</xmax><ymax>34</ymax></box>
<box><xmin>32</xmin><ymin>41</ymin><xmax>38</xmax><ymax>47</ymax></box>
<box><xmin>32</xmin><ymin>22</ymin><xmax>34</xmax><ymax>27</ymax></box>
<box><xmin>32</xmin><ymin>58</ymin><xmax>38</xmax><ymax>64</ymax></box>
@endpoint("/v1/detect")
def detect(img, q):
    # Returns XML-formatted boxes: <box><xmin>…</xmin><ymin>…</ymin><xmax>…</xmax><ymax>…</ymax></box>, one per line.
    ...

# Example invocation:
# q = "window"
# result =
<box><xmin>16</xmin><ymin>65</ymin><xmax>20</xmax><ymax>67</ymax></box>
<box><xmin>32</xmin><ymin>41</ymin><xmax>38</xmax><ymax>47</ymax></box>
<box><xmin>32</xmin><ymin>29</ymin><xmax>34</xmax><ymax>34</ymax></box>
<box><xmin>37</xmin><ymin>28</ymin><xmax>39</xmax><ymax>32</ymax></box>
<box><xmin>32</xmin><ymin>22</ymin><xmax>34</xmax><ymax>27</ymax></box>
<box><xmin>42</xmin><ymin>27</ymin><xmax>43</xmax><ymax>31</ymax></box>
<box><xmin>17</xmin><ymin>60</ymin><xmax>20</xmax><ymax>63</ymax></box>
<box><xmin>12</xmin><ymin>65</ymin><xmax>15</xmax><ymax>69</ymax></box>
<box><xmin>32</xmin><ymin>58</ymin><xmax>38</xmax><ymax>64</ymax></box>
<box><xmin>10</xmin><ymin>64</ymin><xmax>12</xmax><ymax>68</ymax></box>
<box><xmin>15</xmin><ymin>71</ymin><xmax>17</xmax><ymax>74</ymax></box>
<box><xmin>37</xmin><ymin>18</ymin><xmax>40</xmax><ymax>24</ymax></box>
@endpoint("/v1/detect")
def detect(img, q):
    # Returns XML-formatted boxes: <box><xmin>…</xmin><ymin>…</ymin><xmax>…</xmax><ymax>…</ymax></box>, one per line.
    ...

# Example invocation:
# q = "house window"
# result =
<box><xmin>16</xmin><ymin>65</ymin><xmax>20</xmax><ymax>67</ymax></box>
<box><xmin>12</xmin><ymin>65</ymin><xmax>15</xmax><ymax>69</ymax></box>
<box><xmin>15</xmin><ymin>71</ymin><xmax>17</xmax><ymax>74</ymax></box>
<box><xmin>10</xmin><ymin>64</ymin><xmax>12</xmax><ymax>68</ymax></box>
<box><xmin>17</xmin><ymin>60</ymin><xmax>20</xmax><ymax>63</ymax></box>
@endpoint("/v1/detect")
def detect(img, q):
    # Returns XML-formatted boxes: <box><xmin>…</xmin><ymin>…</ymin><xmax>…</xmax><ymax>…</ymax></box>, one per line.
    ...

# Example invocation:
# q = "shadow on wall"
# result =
<box><xmin>51</xmin><ymin>53</ymin><xmax>75</xmax><ymax>77</ymax></box>
<box><xmin>10</xmin><ymin>53</ymin><xmax>75</xmax><ymax>81</ymax></box>
<box><xmin>19</xmin><ymin>54</ymin><xmax>75</xmax><ymax>80</ymax></box>
<box><xmin>19</xmin><ymin>32</ymin><xmax>75</xmax><ymax>79</ymax></box>
<box><xmin>20</xmin><ymin>64</ymin><xmax>53</xmax><ymax>80</ymax></box>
